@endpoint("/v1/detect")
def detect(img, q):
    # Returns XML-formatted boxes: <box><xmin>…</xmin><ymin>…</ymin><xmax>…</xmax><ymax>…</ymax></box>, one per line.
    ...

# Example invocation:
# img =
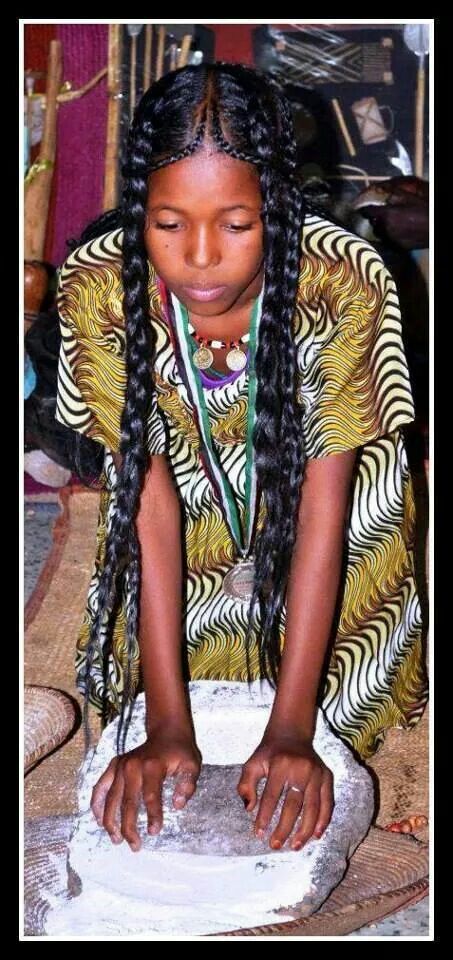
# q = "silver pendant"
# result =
<box><xmin>223</xmin><ymin>560</ymin><xmax>255</xmax><ymax>600</ymax></box>
<box><xmin>226</xmin><ymin>347</ymin><xmax>247</xmax><ymax>372</ymax></box>
<box><xmin>193</xmin><ymin>345</ymin><xmax>214</xmax><ymax>370</ymax></box>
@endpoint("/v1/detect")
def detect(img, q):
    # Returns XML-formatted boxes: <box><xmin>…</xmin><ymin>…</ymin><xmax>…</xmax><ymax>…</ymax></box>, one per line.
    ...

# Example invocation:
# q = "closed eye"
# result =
<box><xmin>153</xmin><ymin>222</ymin><xmax>254</xmax><ymax>232</ymax></box>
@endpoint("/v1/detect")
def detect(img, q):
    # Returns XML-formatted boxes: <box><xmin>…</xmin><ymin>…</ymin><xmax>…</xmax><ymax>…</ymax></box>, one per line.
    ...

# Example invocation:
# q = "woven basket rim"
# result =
<box><xmin>24</xmin><ymin>686</ymin><xmax>77</xmax><ymax>774</ymax></box>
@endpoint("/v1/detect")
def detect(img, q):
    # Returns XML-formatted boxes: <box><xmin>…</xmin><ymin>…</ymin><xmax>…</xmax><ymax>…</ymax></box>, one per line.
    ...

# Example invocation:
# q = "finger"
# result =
<box><xmin>142</xmin><ymin>762</ymin><xmax>165</xmax><ymax>835</ymax></box>
<box><xmin>172</xmin><ymin>766</ymin><xmax>199</xmax><ymax>810</ymax></box>
<box><xmin>254</xmin><ymin>767</ymin><xmax>285</xmax><ymax>838</ymax></box>
<box><xmin>90</xmin><ymin>758</ymin><xmax>119</xmax><ymax>826</ymax></box>
<box><xmin>121</xmin><ymin>777</ymin><xmax>143</xmax><ymax>852</ymax></box>
<box><xmin>237</xmin><ymin>759</ymin><xmax>266</xmax><ymax>814</ymax></box>
<box><xmin>290</xmin><ymin>780</ymin><xmax>321</xmax><ymax>850</ymax></box>
<box><xmin>103</xmin><ymin>766</ymin><xmax>126</xmax><ymax>843</ymax></box>
<box><xmin>313</xmin><ymin>770</ymin><xmax>335</xmax><ymax>839</ymax></box>
<box><xmin>269</xmin><ymin>785</ymin><xmax>305</xmax><ymax>849</ymax></box>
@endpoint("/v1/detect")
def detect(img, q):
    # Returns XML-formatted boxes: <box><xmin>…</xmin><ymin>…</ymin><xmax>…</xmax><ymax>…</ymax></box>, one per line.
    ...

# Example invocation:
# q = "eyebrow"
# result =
<box><xmin>147</xmin><ymin>204</ymin><xmax>258</xmax><ymax>213</ymax></box>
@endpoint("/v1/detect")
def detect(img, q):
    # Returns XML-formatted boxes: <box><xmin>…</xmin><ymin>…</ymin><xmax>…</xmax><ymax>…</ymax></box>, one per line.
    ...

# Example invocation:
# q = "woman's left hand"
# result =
<box><xmin>237</xmin><ymin>731</ymin><xmax>334</xmax><ymax>851</ymax></box>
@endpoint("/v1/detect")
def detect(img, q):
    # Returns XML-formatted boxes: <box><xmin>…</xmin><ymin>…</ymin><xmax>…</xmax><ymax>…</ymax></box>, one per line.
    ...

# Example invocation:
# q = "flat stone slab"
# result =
<box><xmin>46</xmin><ymin>681</ymin><xmax>375</xmax><ymax>937</ymax></box>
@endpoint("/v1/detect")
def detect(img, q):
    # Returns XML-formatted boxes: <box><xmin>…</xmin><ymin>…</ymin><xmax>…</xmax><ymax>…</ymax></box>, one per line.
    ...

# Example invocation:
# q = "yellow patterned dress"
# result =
<box><xmin>55</xmin><ymin>215</ymin><xmax>428</xmax><ymax>760</ymax></box>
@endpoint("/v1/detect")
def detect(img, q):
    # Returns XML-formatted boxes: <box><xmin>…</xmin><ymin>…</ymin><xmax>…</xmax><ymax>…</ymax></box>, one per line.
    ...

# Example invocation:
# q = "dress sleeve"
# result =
<box><xmin>55</xmin><ymin>249</ymin><xmax>167</xmax><ymax>456</ymax></box>
<box><xmin>298</xmin><ymin>249</ymin><xmax>415</xmax><ymax>458</ymax></box>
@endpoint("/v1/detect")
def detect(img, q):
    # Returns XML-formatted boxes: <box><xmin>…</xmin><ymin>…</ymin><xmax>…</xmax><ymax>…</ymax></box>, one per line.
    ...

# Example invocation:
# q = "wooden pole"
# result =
<box><xmin>415</xmin><ymin>63</ymin><xmax>426</xmax><ymax>178</ymax></box>
<box><xmin>129</xmin><ymin>33</ymin><xmax>137</xmax><ymax>121</ymax></box>
<box><xmin>155</xmin><ymin>26</ymin><xmax>166</xmax><ymax>80</ymax></box>
<box><xmin>177</xmin><ymin>34</ymin><xmax>192</xmax><ymax>69</ymax></box>
<box><xmin>331</xmin><ymin>98</ymin><xmax>356</xmax><ymax>158</ymax></box>
<box><xmin>326</xmin><ymin>174</ymin><xmax>390</xmax><ymax>182</ymax></box>
<box><xmin>103</xmin><ymin>24</ymin><xmax>123</xmax><ymax>212</ymax></box>
<box><xmin>24</xmin><ymin>40</ymin><xmax>62</xmax><ymax>260</ymax></box>
<box><xmin>143</xmin><ymin>24</ymin><xmax>153</xmax><ymax>90</ymax></box>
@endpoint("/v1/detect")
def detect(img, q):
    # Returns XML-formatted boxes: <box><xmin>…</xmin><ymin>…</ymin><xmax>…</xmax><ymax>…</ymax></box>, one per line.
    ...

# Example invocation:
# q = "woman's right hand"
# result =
<box><xmin>90</xmin><ymin>722</ymin><xmax>202</xmax><ymax>852</ymax></box>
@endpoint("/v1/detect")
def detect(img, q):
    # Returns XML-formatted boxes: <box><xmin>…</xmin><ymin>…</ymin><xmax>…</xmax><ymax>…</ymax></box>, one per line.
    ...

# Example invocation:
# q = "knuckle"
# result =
<box><xmin>294</xmin><ymin>825</ymin><xmax>314</xmax><ymax>843</ymax></box>
<box><xmin>143</xmin><ymin>790</ymin><xmax>158</xmax><ymax>805</ymax></box>
<box><xmin>121</xmin><ymin>756</ymin><xmax>138</xmax><ymax>774</ymax></box>
<box><xmin>178</xmin><ymin>781</ymin><xmax>195</xmax><ymax>796</ymax></box>
<box><xmin>269</xmin><ymin>755</ymin><xmax>287</xmax><ymax>771</ymax></box>
<box><xmin>181</xmin><ymin>764</ymin><xmax>198</xmax><ymax>780</ymax></box>
<box><xmin>122</xmin><ymin>827</ymin><xmax>136</xmax><ymax>843</ymax></box>
<box><xmin>243</xmin><ymin>757</ymin><xmax>260</xmax><ymax>773</ymax></box>
<box><xmin>143</xmin><ymin>756</ymin><xmax>159</xmax><ymax>770</ymax></box>
<box><xmin>298</xmin><ymin>757</ymin><xmax>316</xmax><ymax>775</ymax></box>
<box><xmin>317</xmin><ymin>819</ymin><xmax>330</xmax><ymax>832</ymax></box>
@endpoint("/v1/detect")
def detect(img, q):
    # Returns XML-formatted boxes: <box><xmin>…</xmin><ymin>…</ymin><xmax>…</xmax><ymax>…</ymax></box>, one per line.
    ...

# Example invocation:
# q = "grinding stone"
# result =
<box><xmin>46</xmin><ymin>681</ymin><xmax>375</xmax><ymax>936</ymax></box>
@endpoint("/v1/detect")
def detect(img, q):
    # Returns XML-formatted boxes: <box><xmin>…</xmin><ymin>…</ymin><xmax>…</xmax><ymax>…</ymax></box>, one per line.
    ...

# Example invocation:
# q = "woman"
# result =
<box><xmin>55</xmin><ymin>62</ymin><xmax>428</xmax><ymax>853</ymax></box>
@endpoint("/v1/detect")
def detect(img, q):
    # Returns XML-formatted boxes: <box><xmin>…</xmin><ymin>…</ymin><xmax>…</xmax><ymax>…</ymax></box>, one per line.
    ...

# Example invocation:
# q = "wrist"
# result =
<box><xmin>145</xmin><ymin>706</ymin><xmax>195</xmax><ymax>740</ymax></box>
<box><xmin>262</xmin><ymin>710</ymin><xmax>316</xmax><ymax>745</ymax></box>
<box><xmin>261</xmin><ymin>726</ymin><xmax>314</xmax><ymax>748</ymax></box>
<box><xmin>144</xmin><ymin>683</ymin><xmax>194</xmax><ymax>738</ymax></box>
<box><xmin>264</xmin><ymin>685</ymin><xmax>318</xmax><ymax>741</ymax></box>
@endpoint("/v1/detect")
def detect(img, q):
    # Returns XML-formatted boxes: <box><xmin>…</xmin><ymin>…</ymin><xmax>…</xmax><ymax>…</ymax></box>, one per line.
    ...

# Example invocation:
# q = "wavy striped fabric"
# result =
<box><xmin>55</xmin><ymin>216</ymin><xmax>428</xmax><ymax>759</ymax></box>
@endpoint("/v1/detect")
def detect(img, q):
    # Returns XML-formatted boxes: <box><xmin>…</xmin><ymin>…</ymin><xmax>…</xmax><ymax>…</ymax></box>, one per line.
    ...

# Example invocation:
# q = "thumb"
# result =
<box><xmin>91</xmin><ymin>756</ymin><xmax>120</xmax><ymax>824</ymax></box>
<box><xmin>172</xmin><ymin>767</ymin><xmax>199</xmax><ymax>809</ymax></box>
<box><xmin>237</xmin><ymin>758</ymin><xmax>264</xmax><ymax>813</ymax></box>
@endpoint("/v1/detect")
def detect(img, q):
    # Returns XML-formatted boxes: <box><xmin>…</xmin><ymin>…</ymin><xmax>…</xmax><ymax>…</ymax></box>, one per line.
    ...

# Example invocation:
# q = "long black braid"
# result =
<box><xmin>82</xmin><ymin>62</ymin><xmax>308</xmax><ymax>753</ymax></box>
<box><xmin>208</xmin><ymin>67</ymin><xmax>306</xmax><ymax>682</ymax></box>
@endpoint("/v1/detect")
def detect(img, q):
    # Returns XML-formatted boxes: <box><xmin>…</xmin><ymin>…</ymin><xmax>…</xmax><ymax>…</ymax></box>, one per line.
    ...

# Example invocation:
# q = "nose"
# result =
<box><xmin>184</xmin><ymin>225</ymin><xmax>221</xmax><ymax>270</ymax></box>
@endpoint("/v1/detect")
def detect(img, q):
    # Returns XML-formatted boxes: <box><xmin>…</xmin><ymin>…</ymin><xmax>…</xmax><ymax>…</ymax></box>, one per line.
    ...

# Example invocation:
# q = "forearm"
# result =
<box><xmin>265</xmin><ymin>515</ymin><xmax>345</xmax><ymax>741</ymax></box>
<box><xmin>133</xmin><ymin>455</ymin><xmax>193</xmax><ymax>736</ymax></box>
<box><xmin>264</xmin><ymin>449</ymin><xmax>356</xmax><ymax>742</ymax></box>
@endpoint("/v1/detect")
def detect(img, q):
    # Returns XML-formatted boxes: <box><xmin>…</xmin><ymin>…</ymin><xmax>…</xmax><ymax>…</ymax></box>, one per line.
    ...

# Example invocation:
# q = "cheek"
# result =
<box><xmin>144</xmin><ymin>235</ymin><xmax>173</xmax><ymax>273</ymax></box>
<box><xmin>232</xmin><ymin>230</ymin><xmax>264</xmax><ymax>265</ymax></box>
<box><xmin>242</xmin><ymin>237</ymin><xmax>264</xmax><ymax>272</ymax></box>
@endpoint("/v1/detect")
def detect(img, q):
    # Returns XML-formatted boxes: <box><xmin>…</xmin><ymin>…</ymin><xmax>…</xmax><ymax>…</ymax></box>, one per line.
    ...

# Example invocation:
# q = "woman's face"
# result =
<box><xmin>144</xmin><ymin>146</ymin><xmax>264</xmax><ymax>317</ymax></box>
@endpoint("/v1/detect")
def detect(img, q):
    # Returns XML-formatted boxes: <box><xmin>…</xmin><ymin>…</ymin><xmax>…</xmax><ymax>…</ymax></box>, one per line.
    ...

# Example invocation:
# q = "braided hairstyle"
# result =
<box><xmin>83</xmin><ymin>62</ymin><xmax>308</xmax><ymax>752</ymax></box>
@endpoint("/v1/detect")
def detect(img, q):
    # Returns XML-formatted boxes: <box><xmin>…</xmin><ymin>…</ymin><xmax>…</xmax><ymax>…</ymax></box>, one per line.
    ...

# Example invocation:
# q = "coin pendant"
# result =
<box><xmin>193</xmin><ymin>345</ymin><xmax>214</xmax><ymax>370</ymax></box>
<box><xmin>226</xmin><ymin>347</ymin><xmax>247</xmax><ymax>371</ymax></box>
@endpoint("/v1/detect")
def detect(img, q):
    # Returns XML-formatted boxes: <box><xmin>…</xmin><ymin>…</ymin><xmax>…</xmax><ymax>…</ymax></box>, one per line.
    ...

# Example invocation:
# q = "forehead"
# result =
<box><xmin>146</xmin><ymin>148</ymin><xmax>262</xmax><ymax>209</ymax></box>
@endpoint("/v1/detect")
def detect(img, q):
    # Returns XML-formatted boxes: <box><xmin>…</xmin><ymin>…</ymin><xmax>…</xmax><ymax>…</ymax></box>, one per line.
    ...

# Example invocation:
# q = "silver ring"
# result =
<box><xmin>288</xmin><ymin>785</ymin><xmax>303</xmax><ymax>794</ymax></box>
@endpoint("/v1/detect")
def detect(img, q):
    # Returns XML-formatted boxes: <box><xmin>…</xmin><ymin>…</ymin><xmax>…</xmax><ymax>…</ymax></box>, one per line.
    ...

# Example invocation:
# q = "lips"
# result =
<box><xmin>181</xmin><ymin>285</ymin><xmax>227</xmax><ymax>302</ymax></box>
